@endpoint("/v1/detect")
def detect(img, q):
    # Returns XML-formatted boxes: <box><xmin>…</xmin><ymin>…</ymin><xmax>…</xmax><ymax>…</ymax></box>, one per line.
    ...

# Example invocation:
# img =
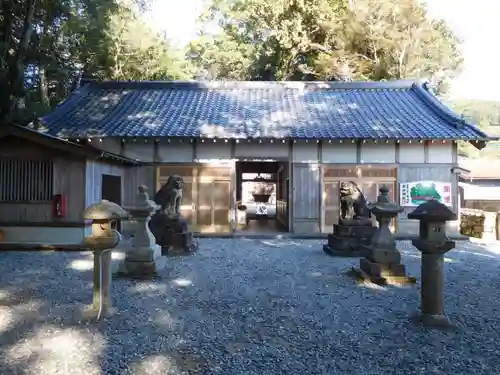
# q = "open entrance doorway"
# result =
<box><xmin>101</xmin><ymin>174</ymin><xmax>122</xmax><ymax>231</ymax></box>
<box><xmin>235</xmin><ymin>161</ymin><xmax>289</xmax><ymax>234</ymax></box>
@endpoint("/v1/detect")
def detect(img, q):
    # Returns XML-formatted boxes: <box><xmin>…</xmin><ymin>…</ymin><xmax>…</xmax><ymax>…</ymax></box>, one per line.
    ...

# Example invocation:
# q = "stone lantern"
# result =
<box><xmin>408</xmin><ymin>199</ymin><xmax>457</xmax><ymax>327</ymax></box>
<box><xmin>351</xmin><ymin>186</ymin><xmax>416</xmax><ymax>285</ymax></box>
<box><xmin>83</xmin><ymin>199</ymin><xmax>128</xmax><ymax>319</ymax></box>
<box><xmin>119</xmin><ymin>185</ymin><xmax>167</xmax><ymax>278</ymax></box>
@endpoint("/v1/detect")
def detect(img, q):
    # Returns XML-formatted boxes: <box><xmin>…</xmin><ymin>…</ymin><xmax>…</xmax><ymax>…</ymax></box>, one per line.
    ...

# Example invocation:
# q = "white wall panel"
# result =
<box><xmin>195</xmin><ymin>141</ymin><xmax>232</xmax><ymax>161</ymax></box>
<box><xmin>292</xmin><ymin>141</ymin><xmax>319</xmax><ymax>163</ymax></box>
<box><xmin>399</xmin><ymin>142</ymin><xmax>425</xmax><ymax>163</ymax></box>
<box><xmin>321</xmin><ymin>142</ymin><xmax>357</xmax><ymax>163</ymax></box>
<box><xmin>156</xmin><ymin>143</ymin><xmax>193</xmax><ymax>163</ymax></box>
<box><xmin>234</xmin><ymin>140</ymin><xmax>288</xmax><ymax>159</ymax></box>
<box><xmin>360</xmin><ymin>142</ymin><xmax>396</xmax><ymax>163</ymax></box>
<box><xmin>427</xmin><ymin>142</ymin><xmax>453</xmax><ymax>164</ymax></box>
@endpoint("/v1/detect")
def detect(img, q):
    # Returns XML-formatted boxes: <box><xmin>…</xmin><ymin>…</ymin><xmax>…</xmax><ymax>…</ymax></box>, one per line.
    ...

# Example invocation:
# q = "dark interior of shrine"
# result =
<box><xmin>235</xmin><ymin>161</ymin><xmax>289</xmax><ymax>233</ymax></box>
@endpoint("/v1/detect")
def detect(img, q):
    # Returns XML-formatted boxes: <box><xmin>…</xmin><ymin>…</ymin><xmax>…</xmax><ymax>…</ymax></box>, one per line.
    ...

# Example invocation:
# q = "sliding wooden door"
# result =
<box><xmin>157</xmin><ymin>164</ymin><xmax>233</xmax><ymax>233</ymax></box>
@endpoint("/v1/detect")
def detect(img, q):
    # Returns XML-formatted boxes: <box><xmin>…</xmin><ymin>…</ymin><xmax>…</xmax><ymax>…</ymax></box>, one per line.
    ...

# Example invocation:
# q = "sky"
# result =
<box><xmin>147</xmin><ymin>0</ymin><xmax>500</xmax><ymax>101</ymax></box>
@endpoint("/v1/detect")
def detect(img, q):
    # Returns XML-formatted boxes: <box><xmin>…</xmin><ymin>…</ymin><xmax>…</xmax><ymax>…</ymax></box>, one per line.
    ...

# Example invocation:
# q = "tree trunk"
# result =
<box><xmin>39</xmin><ymin>66</ymin><xmax>50</xmax><ymax>108</ymax></box>
<box><xmin>0</xmin><ymin>0</ymin><xmax>37</xmax><ymax>123</ymax></box>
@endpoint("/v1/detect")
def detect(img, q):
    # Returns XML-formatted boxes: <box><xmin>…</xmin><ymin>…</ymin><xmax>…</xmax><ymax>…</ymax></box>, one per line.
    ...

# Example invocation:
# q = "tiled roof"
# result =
<box><xmin>41</xmin><ymin>80</ymin><xmax>493</xmax><ymax>141</ymax></box>
<box><xmin>2</xmin><ymin>123</ymin><xmax>140</xmax><ymax>165</ymax></box>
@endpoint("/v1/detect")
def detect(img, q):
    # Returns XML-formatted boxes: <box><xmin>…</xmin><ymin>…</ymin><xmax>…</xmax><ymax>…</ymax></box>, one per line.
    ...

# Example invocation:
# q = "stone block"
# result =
<box><xmin>360</xmin><ymin>258</ymin><xmax>406</xmax><ymax>277</ymax></box>
<box><xmin>124</xmin><ymin>245</ymin><xmax>162</xmax><ymax>262</ymax></box>
<box><xmin>323</xmin><ymin>244</ymin><xmax>367</xmax><ymax>257</ymax></box>
<box><xmin>121</xmin><ymin>256</ymin><xmax>167</xmax><ymax>278</ymax></box>
<box><xmin>162</xmin><ymin>232</ymin><xmax>197</xmax><ymax>256</ymax></box>
<box><xmin>354</xmin><ymin>258</ymin><xmax>416</xmax><ymax>286</ymax></box>
<box><xmin>334</xmin><ymin>225</ymin><xmax>376</xmax><ymax>238</ymax></box>
<box><xmin>367</xmin><ymin>247</ymin><xmax>402</xmax><ymax>264</ymax></box>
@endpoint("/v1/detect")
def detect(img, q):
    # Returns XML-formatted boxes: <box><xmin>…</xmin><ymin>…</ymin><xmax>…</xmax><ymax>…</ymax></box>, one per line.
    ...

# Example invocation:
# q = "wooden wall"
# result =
<box><xmin>91</xmin><ymin>138</ymin><xmax>459</xmax><ymax>235</ymax></box>
<box><xmin>292</xmin><ymin>163</ymin><xmax>321</xmax><ymax>233</ymax></box>
<box><xmin>85</xmin><ymin>159</ymin><xmax>126</xmax><ymax>207</ymax></box>
<box><xmin>398</xmin><ymin>164</ymin><xmax>458</xmax><ymax>236</ymax></box>
<box><xmin>54</xmin><ymin>158</ymin><xmax>86</xmax><ymax>222</ymax></box>
<box><xmin>276</xmin><ymin>163</ymin><xmax>289</xmax><ymax>229</ymax></box>
<box><xmin>321</xmin><ymin>165</ymin><xmax>397</xmax><ymax>233</ymax></box>
<box><xmin>124</xmin><ymin>165</ymin><xmax>156</xmax><ymax>204</ymax></box>
<box><xmin>0</xmin><ymin>135</ymin><xmax>87</xmax><ymax>224</ymax></box>
<box><xmin>156</xmin><ymin>163</ymin><xmax>233</xmax><ymax>233</ymax></box>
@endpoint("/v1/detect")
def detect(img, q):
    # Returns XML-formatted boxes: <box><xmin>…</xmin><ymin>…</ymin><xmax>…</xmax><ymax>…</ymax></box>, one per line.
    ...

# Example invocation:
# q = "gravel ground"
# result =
<box><xmin>0</xmin><ymin>238</ymin><xmax>500</xmax><ymax>375</ymax></box>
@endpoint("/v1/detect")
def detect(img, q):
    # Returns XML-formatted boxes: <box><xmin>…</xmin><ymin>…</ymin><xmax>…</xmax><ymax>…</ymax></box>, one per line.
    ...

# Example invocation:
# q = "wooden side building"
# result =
<box><xmin>0</xmin><ymin>80</ymin><xmax>494</xmax><ymax>244</ymax></box>
<box><xmin>0</xmin><ymin>124</ymin><xmax>138</xmax><ymax>244</ymax></box>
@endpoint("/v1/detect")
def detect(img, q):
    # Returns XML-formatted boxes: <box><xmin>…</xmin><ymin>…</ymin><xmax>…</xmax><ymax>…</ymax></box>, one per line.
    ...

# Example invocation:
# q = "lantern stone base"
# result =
<box><xmin>323</xmin><ymin>224</ymin><xmax>376</xmax><ymax>257</ymax></box>
<box><xmin>411</xmin><ymin>313</ymin><xmax>455</xmax><ymax>329</ymax></box>
<box><xmin>349</xmin><ymin>258</ymin><xmax>416</xmax><ymax>286</ymax></box>
<box><xmin>81</xmin><ymin>305</ymin><xmax>118</xmax><ymax>320</ymax></box>
<box><xmin>117</xmin><ymin>244</ymin><xmax>167</xmax><ymax>279</ymax></box>
<box><xmin>161</xmin><ymin>232</ymin><xmax>198</xmax><ymax>256</ymax></box>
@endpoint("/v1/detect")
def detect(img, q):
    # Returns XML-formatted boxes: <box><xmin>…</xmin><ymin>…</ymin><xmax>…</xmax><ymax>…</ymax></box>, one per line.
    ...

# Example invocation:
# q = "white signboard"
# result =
<box><xmin>400</xmin><ymin>181</ymin><xmax>452</xmax><ymax>207</ymax></box>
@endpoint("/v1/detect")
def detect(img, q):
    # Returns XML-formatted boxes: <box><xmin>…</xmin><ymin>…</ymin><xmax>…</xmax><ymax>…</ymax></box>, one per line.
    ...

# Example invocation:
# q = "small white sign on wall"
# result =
<box><xmin>400</xmin><ymin>181</ymin><xmax>452</xmax><ymax>207</ymax></box>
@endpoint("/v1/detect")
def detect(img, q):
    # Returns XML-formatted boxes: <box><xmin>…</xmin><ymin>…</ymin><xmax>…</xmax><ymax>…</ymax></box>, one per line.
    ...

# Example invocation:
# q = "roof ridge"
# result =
<box><xmin>82</xmin><ymin>79</ymin><xmax>417</xmax><ymax>91</ymax></box>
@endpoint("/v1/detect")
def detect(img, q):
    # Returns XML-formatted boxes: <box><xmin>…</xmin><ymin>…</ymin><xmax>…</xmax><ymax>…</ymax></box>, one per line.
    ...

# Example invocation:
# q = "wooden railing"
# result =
<box><xmin>0</xmin><ymin>159</ymin><xmax>53</xmax><ymax>202</ymax></box>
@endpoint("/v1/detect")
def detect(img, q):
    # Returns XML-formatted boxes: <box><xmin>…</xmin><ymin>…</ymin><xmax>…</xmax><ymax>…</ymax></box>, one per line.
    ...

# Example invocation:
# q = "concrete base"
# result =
<box><xmin>349</xmin><ymin>265</ymin><xmax>417</xmax><ymax>286</ymax></box>
<box><xmin>323</xmin><ymin>244</ymin><xmax>367</xmax><ymax>257</ymax></box>
<box><xmin>118</xmin><ymin>256</ymin><xmax>167</xmax><ymax>279</ymax></box>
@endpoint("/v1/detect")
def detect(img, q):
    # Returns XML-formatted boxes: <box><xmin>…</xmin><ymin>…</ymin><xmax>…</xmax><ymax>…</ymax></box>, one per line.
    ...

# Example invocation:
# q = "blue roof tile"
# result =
<box><xmin>40</xmin><ymin>80</ymin><xmax>492</xmax><ymax>141</ymax></box>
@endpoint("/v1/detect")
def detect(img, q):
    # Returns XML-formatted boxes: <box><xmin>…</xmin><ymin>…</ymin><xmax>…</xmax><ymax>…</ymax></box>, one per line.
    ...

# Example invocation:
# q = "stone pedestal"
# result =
<box><xmin>120</xmin><ymin>186</ymin><xmax>167</xmax><ymax>279</ymax></box>
<box><xmin>351</xmin><ymin>186</ymin><xmax>416</xmax><ymax>285</ymax></box>
<box><xmin>323</xmin><ymin>224</ymin><xmax>376</xmax><ymax>257</ymax></box>
<box><xmin>162</xmin><ymin>231</ymin><xmax>198</xmax><ymax>256</ymax></box>
<box><xmin>150</xmin><ymin>215</ymin><xmax>198</xmax><ymax>257</ymax></box>
<box><xmin>92</xmin><ymin>250</ymin><xmax>113</xmax><ymax>316</ymax></box>
<box><xmin>82</xmin><ymin>200</ymin><xmax>128</xmax><ymax>319</ymax></box>
<box><xmin>408</xmin><ymin>200</ymin><xmax>457</xmax><ymax>328</ymax></box>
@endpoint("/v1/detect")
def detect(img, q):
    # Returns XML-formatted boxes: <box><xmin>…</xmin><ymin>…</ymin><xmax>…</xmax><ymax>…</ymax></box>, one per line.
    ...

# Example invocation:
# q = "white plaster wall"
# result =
<box><xmin>399</xmin><ymin>143</ymin><xmax>425</xmax><ymax>163</ymax></box>
<box><xmin>85</xmin><ymin>160</ymin><xmax>126</xmax><ymax>207</ymax></box>
<box><xmin>88</xmin><ymin>138</ymin><xmax>122</xmax><ymax>155</ymax></box>
<box><xmin>292</xmin><ymin>141</ymin><xmax>319</xmax><ymax>163</ymax></box>
<box><xmin>234</xmin><ymin>141</ymin><xmax>288</xmax><ymax>159</ymax></box>
<box><xmin>427</xmin><ymin>142</ymin><xmax>453</xmax><ymax>163</ymax></box>
<box><xmin>157</xmin><ymin>143</ymin><xmax>193</xmax><ymax>163</ymax></box>
<box><xmin>121</xmin><ymin>142</ymin><xmax>155</xmax><ymax>162</ymax></box>
<box><xmin>359</xmin><ymin>142</ymin><xmax>396</xmax><ymax>163</ymax></box>
<box><xmin>195</xmin><ymin>141</ymin><xmax>232</xmax><ymax>161</ymax></box>
<box><xmin>1</xmin><ymin>227</ymin><xmax>85</xmax><ymax>244</ymax></box>
<box><xmin>321</xmin><ymin>142</ymin><xmax>357</xmax><ymax>163</ymax></box>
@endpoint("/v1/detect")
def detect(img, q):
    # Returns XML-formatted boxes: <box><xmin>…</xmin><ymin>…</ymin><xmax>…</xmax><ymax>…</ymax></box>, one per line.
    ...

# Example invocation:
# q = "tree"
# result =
<box><xmin>0</xmin><ymin>0</ymin><xmax>37</xmax><ymax>123</ymax></box>
<box><xmin>190</xmin><ymin>0</ymin><xmax>463</xmax><ymax>90</ymax></box>
<box><xmin>448</xmin><ymin>99</ymin><xmax>500</xmax><ymax>159</ymax></box>
<box><xmin>0</xmin><ymin>0</ymin><xmax>194</xmax><ymax>125</ymax></box>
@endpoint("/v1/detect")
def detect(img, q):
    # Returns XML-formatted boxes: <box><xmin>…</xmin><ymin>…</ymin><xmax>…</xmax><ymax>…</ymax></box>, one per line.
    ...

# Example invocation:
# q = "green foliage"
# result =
<box><xmin>410</xmin><ymin>183</ymin><xmax>441</xmax><ymax>203</ymax></box>
<box><xmin>0</xmin><ymin>0</ymin><xmax>195</xmax><ymax>124</ymax></box>
<box><xmin>191</xmin><ymin>0</ymin><xmax>463</xmax><ymax>89</ymax></box>
<box><xmin>447</xmin><ymin>99</ymin><xmax>500</xmax><ymax>159</ymax></box>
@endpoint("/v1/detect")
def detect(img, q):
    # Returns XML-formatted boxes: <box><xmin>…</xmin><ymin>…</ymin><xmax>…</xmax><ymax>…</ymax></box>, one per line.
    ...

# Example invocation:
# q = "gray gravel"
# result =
<box><xmin>1</xmin><ymin>238</ymin><xmax>500</xmax><ymax>375</ymax></box>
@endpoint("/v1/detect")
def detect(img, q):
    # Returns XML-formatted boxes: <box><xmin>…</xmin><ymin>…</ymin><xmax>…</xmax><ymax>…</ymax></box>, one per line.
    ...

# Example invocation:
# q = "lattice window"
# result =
<box><xmin>0</xmin><ymin>159</ymin><xmax>54</xmax><ymax>201</ymax></box>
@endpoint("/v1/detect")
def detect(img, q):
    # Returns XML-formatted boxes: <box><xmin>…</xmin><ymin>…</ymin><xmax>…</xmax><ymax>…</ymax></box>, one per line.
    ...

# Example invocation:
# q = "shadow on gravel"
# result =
<box><xmin>0</xmin><ymin>251</ymin><xmax>202</xmax><ymax>375</ymax></box>
<box><xmin>1</xmin><ymin>240</ymin><xmax>500</xmax><ymax>375</ymax></box>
